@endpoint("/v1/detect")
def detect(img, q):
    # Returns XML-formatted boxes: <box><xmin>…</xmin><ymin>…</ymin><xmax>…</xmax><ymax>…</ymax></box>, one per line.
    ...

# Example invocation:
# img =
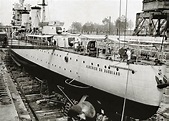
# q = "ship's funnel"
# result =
<box><xmin>21</xmin><ymin>11</ymin><xmax>29</xmax><ymax>27</ymax></box>
<box><xmin>31</xmin><ymin>6</ymin><xmax>41</xmax><ymax>29</ymax></box>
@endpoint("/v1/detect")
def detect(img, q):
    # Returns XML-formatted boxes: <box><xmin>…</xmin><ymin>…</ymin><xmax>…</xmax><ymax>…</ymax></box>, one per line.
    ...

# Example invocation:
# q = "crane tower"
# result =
<box><xmin>133</xmin><ymin>0</ymin><xmax>169</xmax><ymax>39</ymax></box>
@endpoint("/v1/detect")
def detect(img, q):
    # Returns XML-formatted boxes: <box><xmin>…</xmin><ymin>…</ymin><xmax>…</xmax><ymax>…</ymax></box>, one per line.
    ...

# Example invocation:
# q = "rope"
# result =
<box><xmin>57</xmin><ymin>85</ymin><xmax>74</xmax><ymax>106</ymax></box>
<box><xmin>123</xmin><ymin>0</ymin><xmax>128</xmax><ymax>47</ymax></box>
<box><xmin>64</xmin><ymin>54</ymin><xmax>90</xmax><ymax>89</ymax></box>
<box><xmin>121</xmin><ymin>1</ymin><xmax>129</xmax><ymax>119</ymax></box>
<box><xmin>121</xmin><ymin>64</ymin><xmax>130</xmax><ymax>121</ymax></box>
<box><xmin>65</xmin><ymin>78</ymin><xmax>90</xmax><ymax>89</ymax></box>
<box><xmin>118</xmin><ymin>0</ymin><xmax>122</xmax><ymax>48</ymax></box>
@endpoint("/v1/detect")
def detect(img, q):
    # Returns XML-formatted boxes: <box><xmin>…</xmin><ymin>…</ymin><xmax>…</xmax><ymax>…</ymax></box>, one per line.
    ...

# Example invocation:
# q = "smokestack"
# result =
<box><xmin>21</xmin><ymin>11</ymin><xmax>29</xmax><ymax>27</ymax></box>
<box><xmin>31</xmin><ymin>6</ymin><xmax>41</xmax><ymax>29</ymax></box>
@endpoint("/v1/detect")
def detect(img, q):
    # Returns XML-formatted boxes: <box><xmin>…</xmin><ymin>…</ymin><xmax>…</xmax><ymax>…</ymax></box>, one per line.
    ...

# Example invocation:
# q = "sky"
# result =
<box><xmin>0</xmin><ymin>0</ymin><xmax>143</xmax><ymax>29</ymax></box>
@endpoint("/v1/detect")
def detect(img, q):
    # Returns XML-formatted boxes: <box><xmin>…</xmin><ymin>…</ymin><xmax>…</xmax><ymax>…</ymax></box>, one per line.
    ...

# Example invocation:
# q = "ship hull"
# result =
<box><xmin>10</xmin><ymin>49</ymin><xmax>159</xmax><ymax>120</ymax></box>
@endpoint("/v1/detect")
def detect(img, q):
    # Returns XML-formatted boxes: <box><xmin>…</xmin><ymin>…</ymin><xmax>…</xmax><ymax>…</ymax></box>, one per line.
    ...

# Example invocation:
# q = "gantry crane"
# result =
<box><xmin>133</xmin><ymin>0</ymin><xmax>169</xmax><ymax>38</ymax></box>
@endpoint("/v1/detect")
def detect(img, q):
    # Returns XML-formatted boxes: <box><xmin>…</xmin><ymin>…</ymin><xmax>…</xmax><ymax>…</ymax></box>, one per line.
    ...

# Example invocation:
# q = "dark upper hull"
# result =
<box><xmin>10</xmin><ymin>49</ymin><xmax>159</xmax><ymax>120</ymax></box>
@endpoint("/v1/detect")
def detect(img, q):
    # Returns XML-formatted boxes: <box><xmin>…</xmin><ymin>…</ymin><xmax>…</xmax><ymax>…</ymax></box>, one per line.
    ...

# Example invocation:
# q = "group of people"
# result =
<box><xmin>118</xmin><ymin>47</ymin><xmax>132</xmax><ymax>61</ymax></box>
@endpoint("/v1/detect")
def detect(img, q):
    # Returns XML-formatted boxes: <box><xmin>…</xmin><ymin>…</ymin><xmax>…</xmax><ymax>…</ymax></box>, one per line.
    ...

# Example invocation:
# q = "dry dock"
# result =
<box><xmin>0</xmin><ymin>49</ymin><xmax>64</xmax><ymax>121</ymax></box>
<box><xmin>0</xmin><ymin>65</ymin><xmax>19</xmax><ymax>121</ymax></box>
<box><xmin>0</xmin><ymin>48</ymin><xmax>169</xmax><ymax>121</ymax></box>
<box><xmin>0</xmin><ymin>49</ymin><xmax>31</xmax><ymax>121</ymax></box>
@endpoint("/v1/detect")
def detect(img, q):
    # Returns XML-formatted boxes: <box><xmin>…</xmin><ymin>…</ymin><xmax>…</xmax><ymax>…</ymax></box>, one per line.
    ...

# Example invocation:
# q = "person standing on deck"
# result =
<box><xmin>126</xmin><ymin>48</ymin><xmax>131</xmax><ymax>64</ymax></box>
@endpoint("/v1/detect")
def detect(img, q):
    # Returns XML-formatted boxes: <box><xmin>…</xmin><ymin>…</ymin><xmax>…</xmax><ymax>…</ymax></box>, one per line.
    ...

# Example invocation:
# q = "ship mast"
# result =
<box><xmin>38</xmin><ymin>0</ymin><xmax>47</xmax><ymax>23</ymax></box>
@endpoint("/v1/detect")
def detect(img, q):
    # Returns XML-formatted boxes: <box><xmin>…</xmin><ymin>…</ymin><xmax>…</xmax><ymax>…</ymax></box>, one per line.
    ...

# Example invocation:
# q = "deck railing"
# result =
<box><xmin>7</xmin><ymin>39</ymin><xmax>169</xmax><ymax>66</ymax></box>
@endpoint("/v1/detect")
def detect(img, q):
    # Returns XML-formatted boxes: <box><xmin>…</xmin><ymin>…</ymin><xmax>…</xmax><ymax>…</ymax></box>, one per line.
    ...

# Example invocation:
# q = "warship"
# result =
<box><xmin>8</xmin><ymin>0</ymin><xmax>169</xmax><ymax>120</ymax></box>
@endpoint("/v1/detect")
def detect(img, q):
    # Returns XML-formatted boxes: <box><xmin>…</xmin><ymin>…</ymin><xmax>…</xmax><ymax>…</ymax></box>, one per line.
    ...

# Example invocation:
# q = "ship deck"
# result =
<box><xmin>8</xmin><ymin>39</ymin><xmax>162</xmax><ymax>66</ymax></box>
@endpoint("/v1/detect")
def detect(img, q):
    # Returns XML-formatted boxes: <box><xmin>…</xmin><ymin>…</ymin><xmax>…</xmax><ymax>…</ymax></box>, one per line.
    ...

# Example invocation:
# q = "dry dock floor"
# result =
<box><xmin>0</xmin><ymin>60</ymin><xmax>18</xmax><ymax>121</ymax></box>
<box><xmin>0</xmin><ymin>51</ymin><xmax>31</xmax><ymax>121</ymax></box>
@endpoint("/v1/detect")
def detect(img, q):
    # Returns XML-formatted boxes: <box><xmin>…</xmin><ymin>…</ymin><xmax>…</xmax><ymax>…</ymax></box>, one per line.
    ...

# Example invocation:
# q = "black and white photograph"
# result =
<box><xmin>0</xmin><ymin>0</ymin><xmax>169</xmax><ymax>120</ymax></box>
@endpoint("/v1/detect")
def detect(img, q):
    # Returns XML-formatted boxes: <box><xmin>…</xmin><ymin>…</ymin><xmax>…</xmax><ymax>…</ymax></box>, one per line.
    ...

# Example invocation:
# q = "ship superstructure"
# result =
<box><xmin>11</xmin><ymin>0</ymin><xmax>31</xmax><ymax>30</ymax></box>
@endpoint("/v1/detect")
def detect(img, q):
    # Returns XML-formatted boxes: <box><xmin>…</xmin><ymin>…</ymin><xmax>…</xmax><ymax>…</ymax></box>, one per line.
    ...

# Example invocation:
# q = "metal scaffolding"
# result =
<box><xmin>133</xmin><ymin>0</ymin><xmax>169</xmax><ymax>38</ymax></box>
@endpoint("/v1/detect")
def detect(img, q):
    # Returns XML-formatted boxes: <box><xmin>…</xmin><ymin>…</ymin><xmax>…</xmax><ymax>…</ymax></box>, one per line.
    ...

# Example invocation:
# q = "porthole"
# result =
<box><xmin>108</xmin><ymin>66</ymin><xmax>110</xmax><ymax>69</ymax></box>
<box><xmin>105</xmin><ymin>65</ymin><xmax>107</xmax><ymax>68</ymax></box>
<box><xmin>83</xmin><ymin>61</ymin><xmax>85</xmax><ymax>63</ymax></box>
<box><xmin>116</xmin><ymin>68</ymin><xmax>119</xmax><ymax>71</ymax></box>
<box><xmin>132</xmin><ymin>71</ymin><xmax>135</xmax><ymax>74</ymax></box>
<box><xmin>65</xmin><ymin>56</ymin><xmax>68</xmax><ymax>62</ymax></box>
<box><xmin>97</xmin><ymin>64</ymin><xmax>99</xmax><ymax>67</ymax></box>
<box><xmin>76</xmin><ymin>59</ymin><xmax>78</xmax><ymax>61</ymax></box>
<box><xmin>91</xmin><ymin>63</ymin><xmax>93</xmax><ymax>65</ymax></box>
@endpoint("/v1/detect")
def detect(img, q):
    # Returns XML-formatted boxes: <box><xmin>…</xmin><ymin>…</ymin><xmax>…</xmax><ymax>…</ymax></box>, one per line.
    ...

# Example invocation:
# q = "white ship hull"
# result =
<box><xmin>10</xmin><ymin>47</ymin><xmax>165</xmax><ymax>119</ymax></box>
